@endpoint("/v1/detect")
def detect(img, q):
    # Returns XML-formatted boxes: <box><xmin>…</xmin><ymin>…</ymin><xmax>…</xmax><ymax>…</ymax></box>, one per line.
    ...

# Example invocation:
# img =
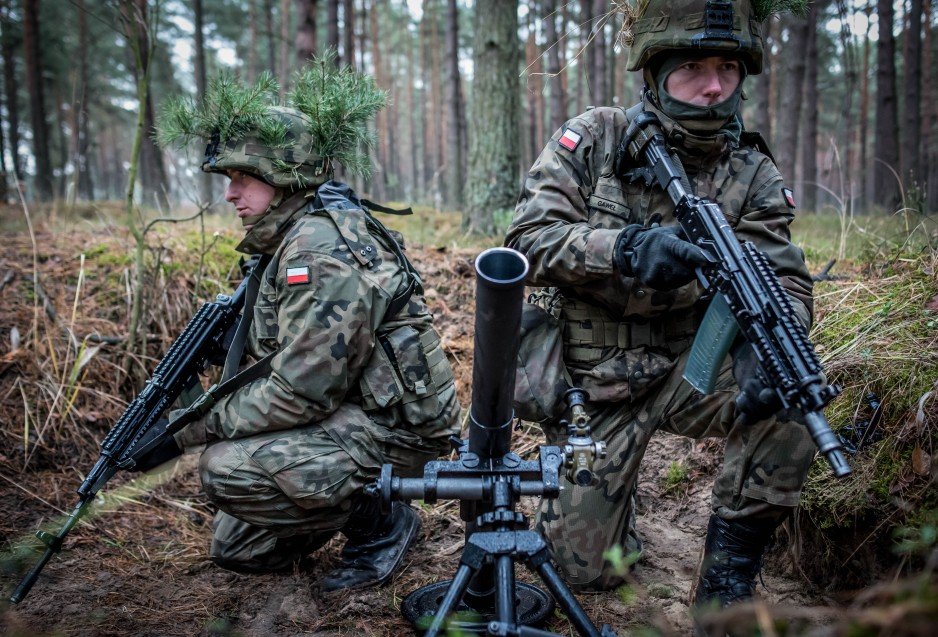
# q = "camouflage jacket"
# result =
<box><xmin>506</xmin><ymin>100</ymin><xmax>813</xmax><ymax>325</ymax></box>
<box><xmin>177</xmin><ymin>183</ymin><xmax>457</xmax><ymax>447</ymax></box>
<box><xmin>506</xmin><ymin>100</ymin><xmax>814</xmax><ymax>409</ymax></box>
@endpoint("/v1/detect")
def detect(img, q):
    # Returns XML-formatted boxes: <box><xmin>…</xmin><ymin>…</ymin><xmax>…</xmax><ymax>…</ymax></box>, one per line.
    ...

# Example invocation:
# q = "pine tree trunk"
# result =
<box><xmin>265</xmin><ymin>0</ymin><xmax>277</xmax><ymax>75</ymax></box>
<box><xmin>873</xmin><ymin>0</ymin><xmax>900</xmax><ymax>208</ymax></box>
<box><xmin>924</xmin><ymin>0</ymin><xmax>938</xmax><ymax>211</ymax></box>
<box><xmin>859</xmin><ymin>3</ymin><xmax>873</xmax><ymax>208</ymax></box>
<box><xmin>524</xmin><ymin>20</ymin><xmax>540</xmax><ymax>173</ymax></box>
<box><xmin>369</xmin><ymin>0</ymin><xmax>387</xmax><ymax>200</ymax></box>
<box><xmin>23</xmin><ymin>0</ymin><xmax>53</xmax><ymax>201</ymax></box>
<box><xmin>1</xmin><ymin>1</ymin><xmax>23</xmax><ymax>185</ymax></box>
<box><xmin>579</xmin><ymin>0</ymin><xmax>593</xmax><ymax>108</ymax></box>
<box><xmin>543</xmin><ymin>0</ymin><xmax>566</xmax><ymax>129</ymax></box>
<box><xmin>774</xmin><ymin>15</ymin><xmax>808</xmax><ymax>188</ymax></box>
<box><xmin>296</xmin><ymin>0</ymin><xmax>318</xmax><ymax>66</ymax></box>
<box><xmin>801</xmin><ymin>3</ymin><xmax>820</xmax><ymax>211</ymax></box>
<box><xmin>750</xmin><ymin>18</ymin><xmax>772</xmax><ymax>139</ymax></box>
<box><xmin>280</xmin><ymin>0</ymin><xmax>292</xmax><ymax>96</ymax></box>
<box><xmin>327</xmin><ymin>0</ymin><xmax>339</xmax><ymax>62</ymax></box>
<box><xmin>193</xmin><ymin>0</ymin><xmax>212</xmax><ymax>206</ymax></box>
<box><xmin>73</xmin><ymin>0</ymin><xmax>93</xmax><ymax>201</ymax></box>
<box><xmin>901</xmin><ymin>0</ymin><xmax>922</xmax><ymax>190</ymax></box>
<box><xmin>590</xmin><ymin>0</ymin><xmax>606</xmax><ymax>105</ymax></box>
<box><xmin>766</xmin><ymin>17</ymin><xmax>780</xmax><ymax>148</ymax></box>
<box><xmin>464</xmin><ymin>0</ymin><xmax>520</xmax><ymax>234</ymax></box>
<box><xmin>343</xmin><ymin>0</ymin><xmax>355</xmax><ymax>68</ymax></box>
<box><xmin>248</xmin><ymin>0</ymin><xmax>259</xmax><ymax>80</ymax></box>
<box><xmin>443</xmin><ymin>0</ymin><xmax>464</xmax><ymax>208</ymax></box>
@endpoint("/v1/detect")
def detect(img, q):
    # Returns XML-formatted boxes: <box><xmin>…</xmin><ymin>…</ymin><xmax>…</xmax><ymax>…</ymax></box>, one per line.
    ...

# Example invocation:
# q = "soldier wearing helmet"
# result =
<box><xmin>142</xmin><ymin>68</ymin><xmax>460</xmax><ymax>591</ymax></box>
<box><xmin>507</xmin><ymin>0</ymin><xmax>815</xmax><ymax>618</ymax></box>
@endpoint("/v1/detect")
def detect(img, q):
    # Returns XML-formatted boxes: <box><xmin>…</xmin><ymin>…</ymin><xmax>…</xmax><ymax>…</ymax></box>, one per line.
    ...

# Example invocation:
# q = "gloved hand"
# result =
<box><xmin>731</xmin><ymin>342</ymin><xmax>782</xmax><ymax>423</ymax></box>
<box><xmin>129</xmin><ymin>418</ymin><xmax>182</xmax><ymax>472</ymax></box>
<box><xmin>613</xmin><ymin>224</ymin><xmax>710</xmax><ymax>290</ymax></box>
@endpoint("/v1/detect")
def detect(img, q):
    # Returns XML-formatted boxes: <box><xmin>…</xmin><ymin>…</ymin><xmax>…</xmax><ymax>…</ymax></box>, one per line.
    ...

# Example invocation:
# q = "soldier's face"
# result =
<box><xmin>225</xmin><ymin>170</ymin><xmax>276</xmax><ymax>231</ymax></box>
<box><xmin>664</xmin><ymin>56</ymin><xmax>742</xmax><ymax>106</ymax></box>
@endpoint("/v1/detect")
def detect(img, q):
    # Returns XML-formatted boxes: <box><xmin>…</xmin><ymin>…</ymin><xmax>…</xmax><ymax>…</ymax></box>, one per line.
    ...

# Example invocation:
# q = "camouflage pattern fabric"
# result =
<box><xmin>536</xmin><ymin>349</ymin><xmax>815</xmax><ymax>590</ymax></box>
<box><xmin>624</xmin><ymin>0</ymin><xmax>765</xmax><ymax>73</ymax></box>
<box><xmin>506</xmin><ymin>100</ymin><xmax>816</xmax><ymax>590</ymax></box>
<box><xmin>202</xmin><ymin>106</ymin><xmax>330</xmax><ymax>190</ymax></box>
<box><xmin>175</xmin><ymin>184</ymin><xmax>460</xmax><ymax>569</ymax></box>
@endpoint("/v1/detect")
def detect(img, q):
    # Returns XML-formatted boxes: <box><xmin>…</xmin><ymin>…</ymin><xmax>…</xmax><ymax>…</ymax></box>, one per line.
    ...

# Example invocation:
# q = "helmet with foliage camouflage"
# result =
<box><xmin>619</xmin><ymin>0</ymin><xmax>805</xmax><ymax>74</ymax></box>
<box><xmin>200</xmin><ymin>106</ymin><xmax>328</xmax><ymax>189</ymax></box>
<box><xmin>157</xmin><ymin>53</ymin><xmax>387</xmax><ymax>189</ymax></box>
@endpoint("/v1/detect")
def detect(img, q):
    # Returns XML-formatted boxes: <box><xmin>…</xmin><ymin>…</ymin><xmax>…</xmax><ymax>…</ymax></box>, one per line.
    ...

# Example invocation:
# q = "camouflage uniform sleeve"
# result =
<box><xmin>734</xmin><ymin>158</ymin><xmax>814</xmax><ymax>327</ymax></box>
<box><xmin>184</xmin><ymin>250</ymin><xmax>388</xmax><ymax>443</ymax></box>
<box><xmin>505</xmin><ymin>118</ymin><xmax>621</xmax><ymax>286</ymax></box>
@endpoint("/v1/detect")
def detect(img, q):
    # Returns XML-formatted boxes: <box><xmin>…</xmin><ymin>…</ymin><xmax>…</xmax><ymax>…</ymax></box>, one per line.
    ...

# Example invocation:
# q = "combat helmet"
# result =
<box><xmin>201</xmin><ymin>106</ymin><xmax>329</xmax><ymax>189</ymax></box>
<box><xmin>622</xmin><ymin>0</ymin><xmax>775</xmax><ymax>74</ymax></box>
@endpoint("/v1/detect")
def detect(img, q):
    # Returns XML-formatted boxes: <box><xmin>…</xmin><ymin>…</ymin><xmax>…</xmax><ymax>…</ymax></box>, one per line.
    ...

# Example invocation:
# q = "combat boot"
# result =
<box><xmin>320</xmin><ymin>497</ymin><xmax>421</xmax><ymax>592</ymax></box>
<box><xmin>694</xmin><ymin>514</ymin><xmax>782</xmax><ymax>609</ymax></box>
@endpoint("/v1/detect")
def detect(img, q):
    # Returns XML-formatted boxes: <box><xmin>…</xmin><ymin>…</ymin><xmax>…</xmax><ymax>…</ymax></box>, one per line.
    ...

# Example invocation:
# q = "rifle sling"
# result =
<box><xmin>222</xmin><ymin>254</ymin><xmax>272</xmax><ymax>382</ymax></box>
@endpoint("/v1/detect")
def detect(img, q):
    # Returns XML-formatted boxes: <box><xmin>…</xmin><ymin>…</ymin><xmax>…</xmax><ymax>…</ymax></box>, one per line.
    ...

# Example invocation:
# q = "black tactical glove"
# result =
<box><xmin>613</xmin><ymin>223</ymin><xmax>710</xmax><ymax>290</ymax></box>
<box><xmin>129</xmin><ymin>418</ymin><xmax>182</xmax><ymax>472</ymax></box>
<box><xmin>731</xmin><ymin>342</ymin><xmax>783</xmax><ymax>423</ymax></box>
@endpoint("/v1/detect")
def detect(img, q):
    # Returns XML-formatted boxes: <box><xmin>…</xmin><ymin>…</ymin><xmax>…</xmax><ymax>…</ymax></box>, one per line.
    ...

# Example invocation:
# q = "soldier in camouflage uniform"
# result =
<box><xmin>507</xmin><ymin>0</ymin><xmax>816</xmax><ymax>613</ymax></box>
<box><xmin>141</xmin><ymin>79</ymin><xmax>460</xmax><ymax>591</ymax></box>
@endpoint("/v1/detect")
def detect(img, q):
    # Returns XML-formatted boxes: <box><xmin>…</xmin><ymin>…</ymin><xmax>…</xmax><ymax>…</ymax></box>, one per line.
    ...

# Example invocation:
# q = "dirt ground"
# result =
<box><xmin>0</xmin><ymin>234</ymin><xmax>827</xmax><ymax>636</ymax></box>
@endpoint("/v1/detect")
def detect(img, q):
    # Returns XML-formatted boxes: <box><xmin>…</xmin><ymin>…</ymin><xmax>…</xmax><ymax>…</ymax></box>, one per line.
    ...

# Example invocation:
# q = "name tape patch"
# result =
<box><xmin>558</xmin><ymin>128</ymin><xmax>582</xmax><ymax>152</ymax></box>
<box><xmin>285</xmin><ymin>266</ymin><xmax>311</xmax><ymax>285</ymax></box>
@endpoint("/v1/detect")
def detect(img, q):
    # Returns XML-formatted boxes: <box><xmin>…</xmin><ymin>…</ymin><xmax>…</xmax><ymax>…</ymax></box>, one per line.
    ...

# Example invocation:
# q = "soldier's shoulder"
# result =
<box><xmin>286</xmin><ymin>210</ymin><xmax>344</xmax><ymax>255</ymax></box>
<box><xmin>737</xmin><ymin>130</ymin><xmax>777</xmax><ymax>164</ymax></box>
<box><xmin>565</xmin><ymin>106</ymin><xmax>628</xmax><ymax>137</ymax></box>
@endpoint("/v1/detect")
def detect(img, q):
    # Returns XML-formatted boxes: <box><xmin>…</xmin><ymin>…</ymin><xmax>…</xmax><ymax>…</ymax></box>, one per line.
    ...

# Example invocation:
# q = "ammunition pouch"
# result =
<box><xmin>359</xmin><ymin>325</ymin><xmax>453</xmax><ymax>427</ymax></box>
<box><xmin>512</xmin><ymin>292</ymin><xmax>573</xmax><ymax>423</ymax></box>
<box><xmin>558</xmin><ymin>296</ymin><xmax>698</xmax><ymax>404</ymax></box>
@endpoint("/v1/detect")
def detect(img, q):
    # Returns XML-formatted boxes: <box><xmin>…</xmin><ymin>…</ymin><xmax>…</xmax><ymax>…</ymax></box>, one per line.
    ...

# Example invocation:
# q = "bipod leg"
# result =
<box><xmin>528</xmin><ymin>549</ymin><xmax>606</xmax><ymax>637</ymax></box>
<box><xmin>423</xmin><ymin>563</ymin><xmax>476</xmax><ymax>637</ymax></box>
<box><xmin>495</xmin><ymin>554</ymin><xmax>517</xmax><ymax>626</ymax></box>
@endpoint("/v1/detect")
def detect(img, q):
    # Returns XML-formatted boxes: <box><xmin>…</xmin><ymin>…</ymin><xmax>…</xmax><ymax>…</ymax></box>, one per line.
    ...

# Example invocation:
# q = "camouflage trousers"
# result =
<box><xmin>199</xmin><ymin>397</ymin><xmax>454</xmax><ymax>572</ymax></box>
<box><xmin>536</xmin><ymin>349</ymin><xmax>816</xmax><ymax>591</ymax></box>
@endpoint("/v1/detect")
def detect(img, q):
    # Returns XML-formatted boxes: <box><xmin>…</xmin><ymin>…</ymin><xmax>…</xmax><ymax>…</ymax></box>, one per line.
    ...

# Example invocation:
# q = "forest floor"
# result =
<box><xmin>0</xmin><ymin>211</ymin><xmax>934</xmax><ymax>636</ymax></box>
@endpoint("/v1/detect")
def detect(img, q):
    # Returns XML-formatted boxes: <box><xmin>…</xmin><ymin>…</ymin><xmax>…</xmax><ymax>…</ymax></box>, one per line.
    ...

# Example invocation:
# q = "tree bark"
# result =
<box><xmin>901</xmin><ymin>0</ymin><xmax>923</xmax><ymax>189</ymax></box>
<box><xmin>579</xmin><ymin>0</ymin><xmax>592</xmax><ymax>109</ymax></box>
<box><xmin>873</xmin><ymin>0</ymin><xmax>900</xmax><ymax>208</ymax></box>
<box><xmin>327</xmin><ymin>0</ymin><xmax>339</xmax><ymax>62</ymax></box>
<box><xmin>22</xmin><ymin>0</ymin><xmax>53</xmax><ymax>201</ymax></box>
<box><xmin>280</xmin><ymin>0</ymin><xmax>292</xmax><ymax>95</ymax></box>
<box><xmin>265</xmin><ymin>0</ymin><xmax>277</xmax><ymax>75</ymax></box>
<box><xmin>464</xmin><ymin>0</ymin><xmax>520</xmax><ymax>234</ymax></box>
<box><xmin>443</xmin><ymin>0</ymin><xmax>464</xmax><ymax>208</ymax></box>
<box><xmin>1</xmin><ymin>1</ymin><xmax>23</xmax><ymax>186</ymax></box>
<box><xmin>749</xmin><ymin>18</ymin><xmax>773</xmax><ymax>140</ymax></box>
<box><xmin>801</xmin><ymin>3</ymin><xmax>820</xmax><ymax>211</ymax></box>
<box><xmin>343</xmin><ymin>0</ymin><xmax>355</xmax><ymax>68</ymax></box>
<box><xmin>248</xmin><ymin>0</ymin><xmax>259</xmax><ymax>80</ymax></box>
<box><xmin>774</xmin><ymin>15</ymin><xmax>808</xmax><ymax>189</ymax></box>
<box><xmin>71</xmin><ymin>0</ymin><xmax>93</xmax><ymax>201</ymax></box>
<box><xmin>368</xmin><ymin>0</ymin><xmax>387</xmax><ymax>200</ymax></box>
<box><xmin>590</xmin><ymin>0</ymin><xmax>606</xmax><ymax>105</ymax></box>
<box><xmin>543</xmin><ymin>0</ymin><xmax>566</xmax><ymax>129</ymax></box>
<box><xmin>858</xmin><ymin>3</ymin><xmax>873</xmax><ymax>207</ymax></box>
<box><xmin>296</xmin><ymin>0</ymin><xmax>318</xmax><ymax>66</ymax></box>
<box><xmin>193</xmin><ymin>0</ymin><xmax>212</xmax><ymax>205</ymax></box>
<box><xmin>925</xmin><ymin>0</ymin><xmax>938</xmax><ymax>211</ymax></box>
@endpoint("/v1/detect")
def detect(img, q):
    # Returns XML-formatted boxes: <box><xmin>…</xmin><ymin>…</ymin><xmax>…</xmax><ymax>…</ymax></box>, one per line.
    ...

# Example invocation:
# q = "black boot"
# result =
<box><xmin>320</xmin><ymin>498</ymin><xmax>421</xmax><ymax>592</ymax></box>
<box><xmin>694</xmin><ymin>514</ymin><xmax>782</xmax><ymax>610</ymax></box>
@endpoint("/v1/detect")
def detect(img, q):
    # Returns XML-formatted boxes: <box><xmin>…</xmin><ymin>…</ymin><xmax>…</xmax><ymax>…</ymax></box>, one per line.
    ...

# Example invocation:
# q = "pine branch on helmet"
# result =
<box><xmin>155</xmin><ymin>51</ymin><xmax>387</xmax><ymax>190</ymax></box>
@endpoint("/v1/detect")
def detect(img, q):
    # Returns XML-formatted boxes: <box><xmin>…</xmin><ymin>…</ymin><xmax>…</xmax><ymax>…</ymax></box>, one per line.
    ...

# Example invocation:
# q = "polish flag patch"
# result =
<box><xmin>285</xmin><ymin>266</ymin><xmax>311</xmax><ymax>285</ymax></box>
<box><xmin>558</xmin><ymin>128</ymin><xmax>582</xmax><ymax>152</ymax></box>
<box><xmin>782</xmin><ymin>187</ymin><xmax>796</xmax><ymax>209</ymax></box>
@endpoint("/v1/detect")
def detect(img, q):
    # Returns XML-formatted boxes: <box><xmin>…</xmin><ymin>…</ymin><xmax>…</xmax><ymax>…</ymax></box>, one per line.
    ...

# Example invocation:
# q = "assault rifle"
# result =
<box><xmin>619</xmin><ymin>111</ymin><xmax>851</xmax><ymax>478</ymax></box>
<box><xmin>8</xmin><ymin>258</ymin><xmax>263</xmax><ymax>604</ymax></box>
